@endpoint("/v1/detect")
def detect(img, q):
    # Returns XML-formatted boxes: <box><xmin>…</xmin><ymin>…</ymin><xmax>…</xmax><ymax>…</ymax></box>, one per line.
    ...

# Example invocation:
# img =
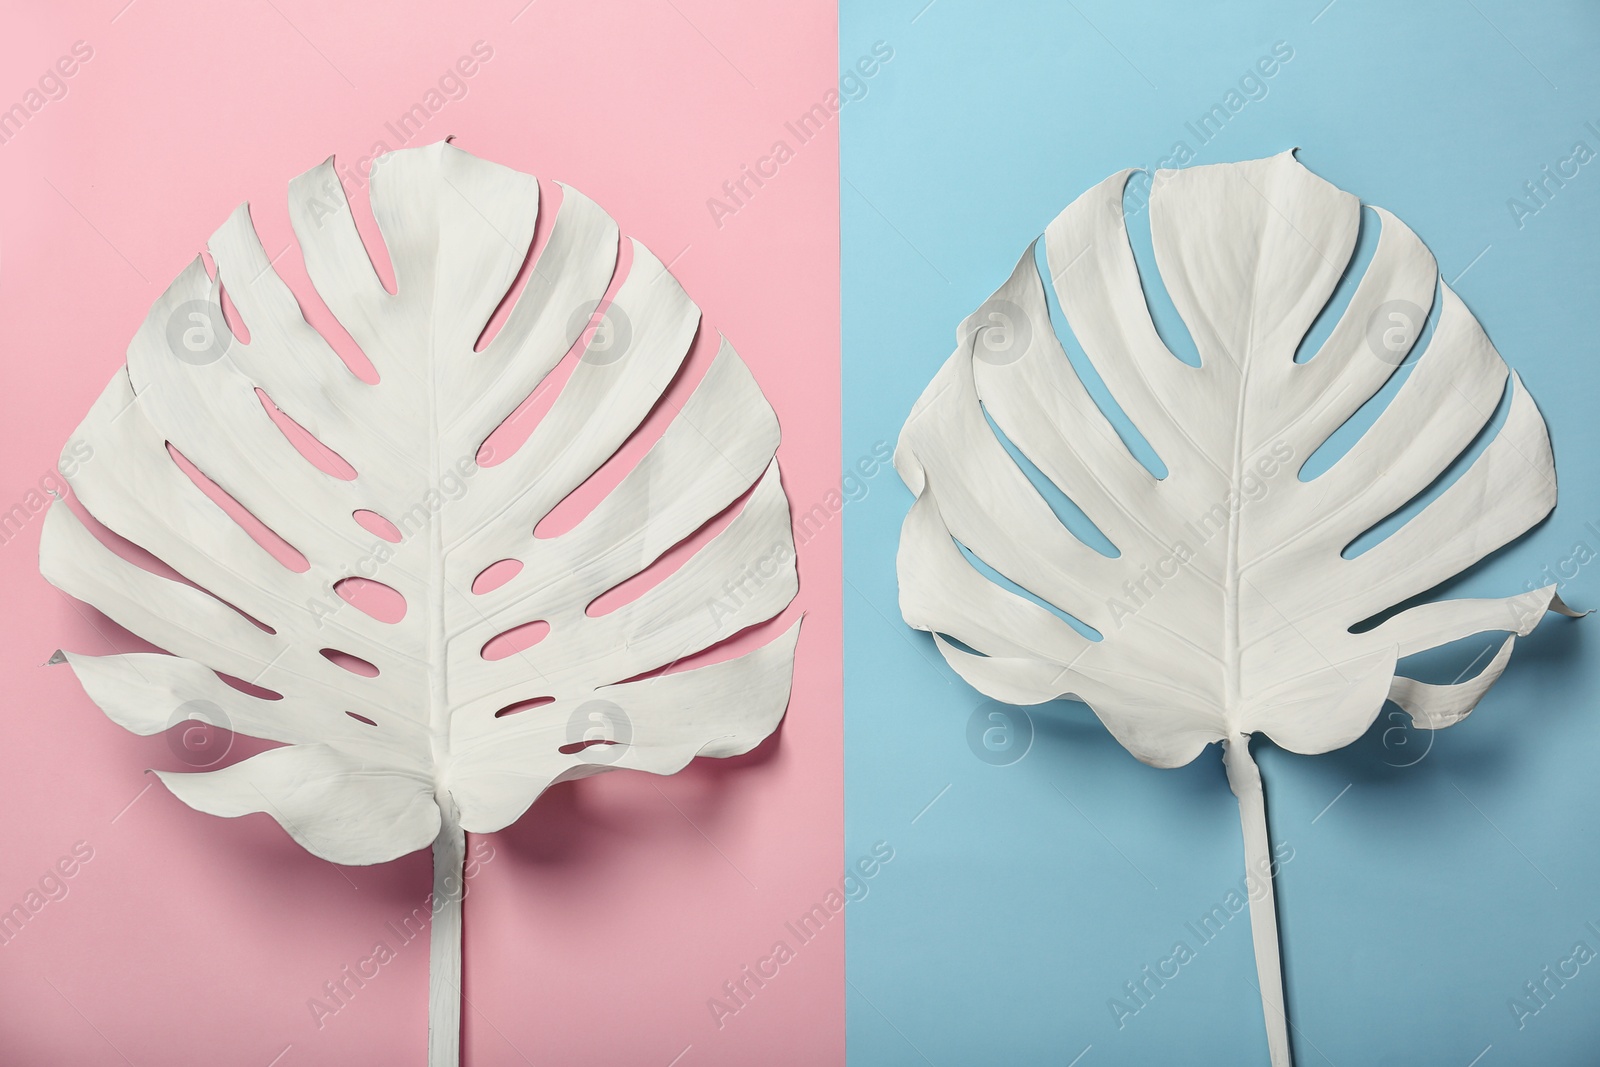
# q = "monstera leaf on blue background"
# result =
<box><xmin>895</xmin><ymin>152</ymin><xmax>1576</xmax><ymax>1066</ymax></box>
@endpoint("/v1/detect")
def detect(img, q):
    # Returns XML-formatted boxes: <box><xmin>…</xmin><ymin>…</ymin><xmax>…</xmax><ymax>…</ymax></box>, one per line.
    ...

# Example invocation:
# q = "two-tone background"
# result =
<box><xmin>3</xmin><ymin>1</ymin><xmax>1598</xmax><ymax>1064</ymax></box>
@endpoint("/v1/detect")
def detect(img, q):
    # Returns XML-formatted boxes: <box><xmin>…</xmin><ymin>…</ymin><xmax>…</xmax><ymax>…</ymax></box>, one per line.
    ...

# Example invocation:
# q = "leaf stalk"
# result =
<box><xmin>1224</xmin><ymin>735</ymin><xmax>1292</xmax><ymax>1067</ymax></box>
<box><xmin>428</xmin><ymin>794</ymin><xmax>466</xmax><ymax>1067</ymax></box>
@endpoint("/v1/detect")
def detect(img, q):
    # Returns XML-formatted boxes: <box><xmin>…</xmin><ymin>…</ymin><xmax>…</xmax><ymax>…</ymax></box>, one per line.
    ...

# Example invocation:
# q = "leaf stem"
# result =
<box><xmin>429</xmin><ymin>793</ymin><xmax>465</xmax><ymax>1067</ymax></box>
<box><xmin>1223</xmin><ymin>735</ymin><xmax>1292</xmax><ymax>1067</ymax></box>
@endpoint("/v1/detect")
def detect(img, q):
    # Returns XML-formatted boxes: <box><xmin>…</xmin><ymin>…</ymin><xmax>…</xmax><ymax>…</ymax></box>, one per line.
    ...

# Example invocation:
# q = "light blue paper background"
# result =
<box><xmin>840</xmin><ymin>1</ymin><xmax>1600</xmax><ymax>1064</ymax></box>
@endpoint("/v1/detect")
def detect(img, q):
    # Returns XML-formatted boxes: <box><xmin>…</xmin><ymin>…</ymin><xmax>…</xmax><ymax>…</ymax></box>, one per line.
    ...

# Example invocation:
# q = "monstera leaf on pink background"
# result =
<box><xmin>42</xmin><ymin>141</ymin><xmax>801</xmax><ymax>1067</ymax></box>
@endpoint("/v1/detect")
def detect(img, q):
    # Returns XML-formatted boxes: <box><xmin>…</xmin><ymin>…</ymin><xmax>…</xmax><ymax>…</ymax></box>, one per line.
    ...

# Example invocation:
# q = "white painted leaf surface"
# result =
<box><xmin>894</xmin><ymin>151</ymin><xmax>1575</xmax><ymax>1067</ymax></box>
<box><xmin>42</xmin><ymin>141</ymin><xmax>800</xmax><ymax>867</ymax></box>
<box><xmin>897</xmin><ymin>151</ymin><xmax>1568</xmax><ymax>768</ymax></box>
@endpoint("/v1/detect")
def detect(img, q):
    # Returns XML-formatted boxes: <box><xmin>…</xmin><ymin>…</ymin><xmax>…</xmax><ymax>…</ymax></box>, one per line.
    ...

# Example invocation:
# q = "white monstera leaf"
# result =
<box><xmin>895</xmin><ymin>151</ymin><xmax>1575</xmax><ymax>1066</ymax></box>
<box><xmin>42</xmin><ymin>141</ymin><xmax>799</xmax><ymax>1066</ymax></box>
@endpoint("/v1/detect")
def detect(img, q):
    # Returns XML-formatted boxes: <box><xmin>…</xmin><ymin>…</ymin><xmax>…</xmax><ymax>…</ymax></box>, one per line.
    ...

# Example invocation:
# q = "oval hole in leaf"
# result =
<box><xmin>217</xmin><ymin>672</ymin><xmax>282</xmax><ymax>700</ymax></box>
<box><xmin>218</xmin><ymin>597</ymin><xmax>277</xmax><ymax>635</ymax></box>
<box><xmin>1119</xmin><ymin>179</ymin><xmax>1201</xmax><ymax>369</ymax></box>
<box><xmin>480</xmin><ymin>620</ymin><xmax>550</xmax><ymax>661</ymax></box>
<box><xmin>218</xmin><ymin>283</ymin><xmax>250</xmax><ymax>344</ymax></box>
<box><xmin>535</xmin><ymin>319</ymin><xmax>711</xmax><ymax>541</ymax></box>
<box><xmin>168</xmin><ymin>443</ymin><xmax>309</xmax><ymax>572</ymax></box>
<box><xmin>69</xmin><ymin>505</ymin><xmax>283</xmax><ymax>635</ymax></box>
<box><xmin>558</xmin><ymin>737</ymin><xmax>621</xmax><ymax>754</ymax></box>
<box><xmin>1340</xmin><ymin>373</ymin><xmax>1511</xmax><ymax>560</ymax></box>
<box><xmin>345</xmin><ymin>711</ymin><xmax>378</xmax><ymax>726</ymax></box>
<box><xmin>958</xmin><ymin>539</ymin><xmax>1103</xmax><ymax>642</ymax></box>
<box><xmin>476</xmin><ymin>238</ymin><xmax>632</xmax><ymax>468</ymax></box>
<box><xmin>1298</xmin><ymin>279</ymin><xmax>1443</xmax><ymax>483</ymax></box>
<box><xmin>321</xmin><ymin>648</ymin><xmax>379</xmax><ymax>677</ymax></box>
<box><xmin>613</xmin><ymin>611</ymin><xmax>793</xmax><ymax>683</ymax></box>
<box><xmin>1294</xmin><ymin>206</ymin><xmax>1380</xmax><ymax>364</ymax></box>
<box><xmin>256</xmin><ymin>388</ymin><xmax>358</xmax><ymax>480</ymax></box>
<box><xmin>345</xmin><ymin>168</ymin><xmax>398</xmax><ymax>297</ymax></box>
<box><xmin>284</xmin><ymin>250</ymin><xmax>381</xmax><ymax>384</ymax></box>
<box><xmin>353</xmin><ymin>509</ymin><xmax>403</xmax><ymax>543</ymax></box>
<box><xmin>1034</xmin><ymin>241</ymin><xmax>1169</xmax><ymax>479</ymax></box>
<box><xmin>494</xmin><ymin>696</ymin><xmax>554</xmax><ymax>718</ymax></box>
<box><xmin>982</xmin><ymin>404</ymin><xmax>1119</xmax><ymax>558</ymax></box>
<box><xmin>475</xmin><ymin>179</ymin><xmax>560</xmax><ymax>352</ymax></box>
<box><xmin>586</xmin><ymin>475</ymin><xmax>751</xmax><ymax>618</ymax></box>
<box><xmin>334</xmin><ymin>577</ymin><xmax>407</xmax><ymax>623</ymax></box>
<box><xmin>472</xmin><ymin>558</ymin><xmax>523</xmax><ymax>595</ymax></box>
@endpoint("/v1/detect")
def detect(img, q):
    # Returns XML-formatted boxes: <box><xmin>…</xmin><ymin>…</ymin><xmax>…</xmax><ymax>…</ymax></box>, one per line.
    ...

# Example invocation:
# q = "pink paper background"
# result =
<box><xmin>0</xmin><ymin>2</ymin><xmax>841</xmax><ymax>1064</ymax></box>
